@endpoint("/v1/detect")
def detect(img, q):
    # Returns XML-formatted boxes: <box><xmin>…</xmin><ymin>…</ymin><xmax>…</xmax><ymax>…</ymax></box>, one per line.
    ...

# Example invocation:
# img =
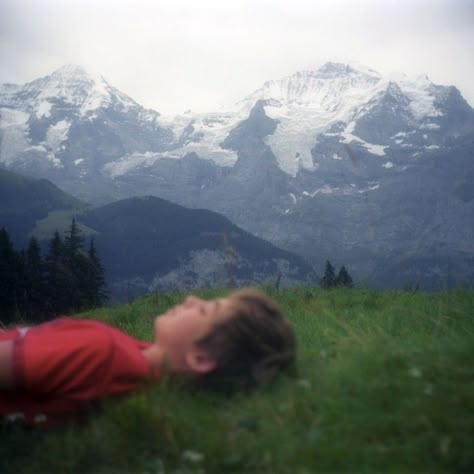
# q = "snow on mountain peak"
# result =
<box><xmin>28</xmin><ymin>65</ymin><xmax>113</xmax><ymax>116</ymax></box>
<box><xmin>235</xmin><ymin>63</ymin><xmax>385</xmax><ymax>175</ymax></box>
<box><xmin>385</xmin><ymin>71</ymin><xmax>442</xmax><ymax>119</ymax></box>
<box><xmin>231</xmin><ymin>62</ymin><xmax>452</xmax><ymax>175</ymax></box>
<box><xmin>50</xmin><ymin>64</ymin><xmax>90</xmax><ymax>79</ymax></box>
<box><xmin>316</xmin><ymin>61</ymin><xmax>381</xmax><ymax>80</ymax></box>
<box><xmin>159</xmin><ymin>61</ymin><xmax>463</xmax><ymax>178</ymax></box>
<box><xmin>1</xmin><ymin>62</ymin><xmax>467</xmax><ymax>182</ymax></box>
<box><xmin>239</xmin><ymin>62</ymin><xmax>382</xmax><ymax>112</ymax></box>
<box><xmin>0</xmin><ymin>64</ymin><xmax>139</xmax><ymax>119</ymax></box>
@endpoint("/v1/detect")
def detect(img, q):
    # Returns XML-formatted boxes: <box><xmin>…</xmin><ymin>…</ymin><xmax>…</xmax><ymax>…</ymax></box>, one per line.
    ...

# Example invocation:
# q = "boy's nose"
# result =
<box><xmin>184</xmin><ymin>295</ymin><xmax>200</xmax><ymax>306</ymax></box>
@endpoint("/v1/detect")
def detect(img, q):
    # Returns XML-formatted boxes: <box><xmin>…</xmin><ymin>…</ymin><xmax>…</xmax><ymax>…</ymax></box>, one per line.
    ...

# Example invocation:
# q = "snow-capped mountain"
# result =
<box><xmin>2</xmin><ymin>62</ymin><xmax>469</xmax><ymax>183</ymax></box>
<box><xmin>1</xmin><ymin>62</ymin><xmax>473</xmax><ymax>289</ymax></box>
<box><xmin>169</xmin><ymin>62</ymin><xmax>472</xmax><ymax>177</ymax></box>
<box><xmin>0</xmin><ymin>64</ymin><xmax>142</xmax><ymax>118</ymax></box>
<box><xmin>0</xmin><ymin>64</ymin><xmax>173</xmax><ymax>200</ymax></box>
<box><xmin>240</xmin><ymin>62</ymin><xmax>382</xmax><ymax>109</ymax></box>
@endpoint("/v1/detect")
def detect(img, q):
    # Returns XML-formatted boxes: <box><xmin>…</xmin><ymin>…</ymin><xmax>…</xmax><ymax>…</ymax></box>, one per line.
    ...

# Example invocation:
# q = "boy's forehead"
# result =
<box><xmin>215</xmin><ymin>296</ymin><xmax>236</xmax><ymax>318</ymax></box>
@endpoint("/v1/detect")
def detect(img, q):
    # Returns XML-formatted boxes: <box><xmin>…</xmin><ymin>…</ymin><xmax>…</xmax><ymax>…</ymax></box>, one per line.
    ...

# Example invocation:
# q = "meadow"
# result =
<box><xmin>1</xmin><ymin>287</ymin><xmax>473</xmax><ymax>473</ymax></box>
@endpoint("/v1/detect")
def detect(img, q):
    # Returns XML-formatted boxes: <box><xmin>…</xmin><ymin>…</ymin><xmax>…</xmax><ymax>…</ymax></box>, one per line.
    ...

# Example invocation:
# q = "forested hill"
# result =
<box><xmin>0</xmin><ymin>169</ymin><xmax>316</xmax><ymax>301</ymax></box>
<box><xmin>0</xmin><ymin>167</ymin><xmax>83</xmax><ymax>245</ymax></box>
<box><xmin>80</xmin><ymin>196</ymin><xmax>315</xmax><ymax>298</ymax></box>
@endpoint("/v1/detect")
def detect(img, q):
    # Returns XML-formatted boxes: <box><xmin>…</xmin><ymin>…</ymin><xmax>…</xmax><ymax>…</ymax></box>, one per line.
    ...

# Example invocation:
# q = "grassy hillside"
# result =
<box><xmin>0</xmin><ymin>168</ymin><xmax>85</xmax><ymax>246</ymax></box>
<box><xmin>2</xmin><ymin>287</ymin><xmax>473</xmax><ymax>473</ymax></box>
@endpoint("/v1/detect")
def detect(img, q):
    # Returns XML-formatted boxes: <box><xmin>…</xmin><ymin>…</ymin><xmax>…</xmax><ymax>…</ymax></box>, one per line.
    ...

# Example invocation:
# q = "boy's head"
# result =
<box><xmin>153</xmin><ymin>289</ymin><xmax>296</xmax><ymax>390</ymax></box>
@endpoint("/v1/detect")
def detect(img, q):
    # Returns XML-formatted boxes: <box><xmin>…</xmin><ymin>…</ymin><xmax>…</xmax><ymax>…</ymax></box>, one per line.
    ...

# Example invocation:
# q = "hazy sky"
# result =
<box><xmin>1</xmin><ymin>0</ymin><xmax>473</xmax><ymax>115</ymax></box>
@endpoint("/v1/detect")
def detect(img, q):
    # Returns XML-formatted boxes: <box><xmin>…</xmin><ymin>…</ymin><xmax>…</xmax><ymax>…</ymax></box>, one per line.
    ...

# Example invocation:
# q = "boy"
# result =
<box><xmin>0</xmin><ymin>289</ymin><xmax>295</xmax><ymax>427</ymax></box>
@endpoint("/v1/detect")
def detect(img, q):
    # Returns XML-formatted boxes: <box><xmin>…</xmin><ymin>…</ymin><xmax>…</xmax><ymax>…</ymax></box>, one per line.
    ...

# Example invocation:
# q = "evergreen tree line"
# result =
<box><xmin>319</xmin><ymin>260</ymin><xmax>354</xmax><ymax>289</ymax></box>
<box><xmin>0</xmin><ymin>219</ymin><xmax>107</xmax><ymax>324</ymax></box>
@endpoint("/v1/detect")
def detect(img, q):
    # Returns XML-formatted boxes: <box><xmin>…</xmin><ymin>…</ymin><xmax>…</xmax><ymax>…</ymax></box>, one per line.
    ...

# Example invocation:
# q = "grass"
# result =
<box><xmin>1</xmin><ymin>287</ymin><xmax>473</xmax><ymax>473</ymax></box>
<box><xmin>31</xmin><ymin>208</ymin><xmax>94</xmax><ymax>241</ymax></box>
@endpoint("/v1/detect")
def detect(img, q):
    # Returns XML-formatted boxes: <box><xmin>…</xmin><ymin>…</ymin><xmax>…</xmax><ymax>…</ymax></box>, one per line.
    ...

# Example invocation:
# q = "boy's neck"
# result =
<box><xmin>141</xmin><ymin>344</ymin><xmax>167</xmax><ymax>370</ymax></box>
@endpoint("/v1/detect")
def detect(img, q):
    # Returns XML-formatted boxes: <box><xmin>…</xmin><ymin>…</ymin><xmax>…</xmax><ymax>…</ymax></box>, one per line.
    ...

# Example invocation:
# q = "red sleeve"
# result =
<box><xmin>18</xmin><ymin>319</ymin><xmax>114</xmax><ymax>400</ymax></box>
<box><xmin>2</xmin><ymin>319</ymin><xmax>157</xmax><ymax>427</ymax></box>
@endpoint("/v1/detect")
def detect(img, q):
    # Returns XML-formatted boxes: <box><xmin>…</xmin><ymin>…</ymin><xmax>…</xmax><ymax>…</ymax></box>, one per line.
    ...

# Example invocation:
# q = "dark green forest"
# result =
<box><xmin>319</xmin><ymin>260</ymin><xmax>354</xmax><ymax>289</ymax></box>
<box><xmin>0</xmin><ymin>219</ymin><xmax>106</xmax><ymax>324</ymax></box>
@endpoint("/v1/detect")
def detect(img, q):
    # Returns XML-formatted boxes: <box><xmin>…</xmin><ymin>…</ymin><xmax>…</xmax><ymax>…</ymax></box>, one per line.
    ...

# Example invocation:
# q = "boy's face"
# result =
<box><xmin>153</xmin><ymin>295</ymin><xmax>231</xmax><ymax>373</ymax></box>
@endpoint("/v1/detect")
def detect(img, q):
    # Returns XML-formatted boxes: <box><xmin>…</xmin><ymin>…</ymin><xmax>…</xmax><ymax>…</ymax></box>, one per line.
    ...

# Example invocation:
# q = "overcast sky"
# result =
<box><xmin>1</xmin><ymin>0</ymin><xmax>473</xmax><ymax>115</ymax></box>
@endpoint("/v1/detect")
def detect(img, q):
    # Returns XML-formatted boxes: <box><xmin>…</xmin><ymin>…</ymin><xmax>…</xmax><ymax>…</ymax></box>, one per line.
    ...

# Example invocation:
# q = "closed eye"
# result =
<box><xmin>201</xmin><ymin>301</ymin><xmax>216</xmax><ymax>317</ymax></box>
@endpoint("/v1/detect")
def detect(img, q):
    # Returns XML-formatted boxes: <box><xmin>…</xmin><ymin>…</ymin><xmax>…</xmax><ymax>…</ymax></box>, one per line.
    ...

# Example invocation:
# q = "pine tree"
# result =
<box><xmin>24</xmin><ymin>236</ymin><xmax>48</xmax><ymax>321</ymax></box>
<box><xmin>64</xmin><ymin>217</ymin><xmax>85</xmax><ymax>260</ymax></box>
<box><xmin>335</xmin><ymin>265</ymin><xmax>354</xmax><ymax>288</ymax></box>
<box><xmin>15</xmin><ymin>249</ymin><xmax>28</xmax><ymax>318</ymax></box>
<box><xmin>64</xmin><ymin>218</ymin><xmax>87</xmax><ymax>310</ymax></box>
<box><xmin>0</xmin><ymin>228</ymin><xmax>18</xmax><ymax>323</ymax></box>
<box><xmin>45</xmin><ymin>230</ymin><xmax>71</xmax><ymax>315</ymax></box>
<box><xmin>320</xmin><ymin>260</ymin><xmax>336</xmax><ymax>289</ymax></box>
<box><xmin>84</xmin><ymin>238</ymin><xmax>107</xmax><ymax>307</ymax></box>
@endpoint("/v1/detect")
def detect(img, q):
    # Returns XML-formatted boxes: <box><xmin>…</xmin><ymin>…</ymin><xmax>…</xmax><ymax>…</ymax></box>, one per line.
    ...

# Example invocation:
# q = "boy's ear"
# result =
<box><xmin>185</xmin><ymin>349</ymin><xmax>216</xmax><ymax>374</ymax></box>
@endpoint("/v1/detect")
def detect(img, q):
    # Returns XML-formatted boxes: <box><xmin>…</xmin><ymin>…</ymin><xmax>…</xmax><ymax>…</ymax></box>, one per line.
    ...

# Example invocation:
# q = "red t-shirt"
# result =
<box><xmin>0</xmin><ymin>318</ymin><xmax>159</xmax><ymax>427</ymax></box>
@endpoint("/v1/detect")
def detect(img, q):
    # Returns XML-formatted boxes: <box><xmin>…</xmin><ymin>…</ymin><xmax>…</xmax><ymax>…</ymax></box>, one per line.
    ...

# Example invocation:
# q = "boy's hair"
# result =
<box><xmin>195</xmin><ymin>288</ymin><xmax>296</xmax><ymax>391</ymax></box>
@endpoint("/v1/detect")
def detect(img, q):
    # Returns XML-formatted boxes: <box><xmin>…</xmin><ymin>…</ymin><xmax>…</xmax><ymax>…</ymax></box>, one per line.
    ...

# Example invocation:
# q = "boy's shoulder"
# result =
<box><xmin>23</xmin><ymin>318</ymin><xmax>116</xmax><ymax>371</ymax></box>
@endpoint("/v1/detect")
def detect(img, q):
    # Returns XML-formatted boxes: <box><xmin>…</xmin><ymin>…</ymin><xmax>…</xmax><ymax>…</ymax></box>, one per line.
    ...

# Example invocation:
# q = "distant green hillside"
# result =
<box><xmin>0</xmin><ymin>168</ymin><xmax>85</xmax><ymax>246</ymax></box>
<box><xmin>1</xmin><ymin>287</ymin><xmax>473</xmax><ymax>473</ymax></box>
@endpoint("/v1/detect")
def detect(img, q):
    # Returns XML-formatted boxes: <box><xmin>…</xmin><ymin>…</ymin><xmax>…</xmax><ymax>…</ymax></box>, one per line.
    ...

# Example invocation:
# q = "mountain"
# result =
<box><xmin>0</xmin><ymin>170</ymin><xmax>315</xmax><ymax>299</ymax></box>
<box><xmin>0</xmin><ymin>65</ymin><xmax>174</xmax><ymax>202</ymax></box>
<box><xmin>79</xmin><ymin>196</ymin><xmax>315</xmax><ymax>298</ymax></box>
<box><xmin>1</xmin><ymin>62</ymin><xmax>473</xmax><ymax>289</ymax></box>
